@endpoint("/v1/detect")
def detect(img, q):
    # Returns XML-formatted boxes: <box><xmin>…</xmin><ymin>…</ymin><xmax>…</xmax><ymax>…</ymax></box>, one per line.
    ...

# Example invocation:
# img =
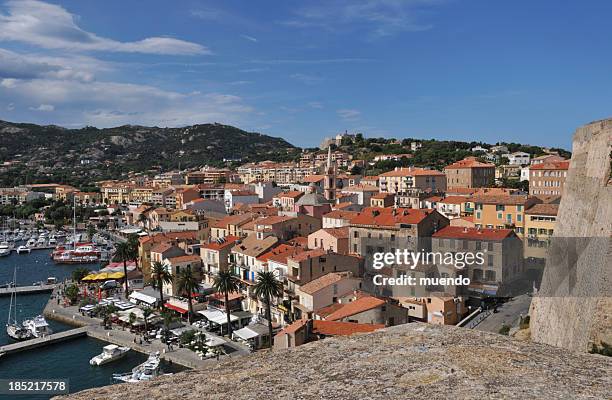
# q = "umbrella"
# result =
<box><xmin>108</xmin><ymin>271</ymin><xmax>125</xmax><ymax>280</ymax></box>
<box><xmin>81</xmin><ymin>274</ymin><xmax>98</xmax><ymax>281</ymax></box>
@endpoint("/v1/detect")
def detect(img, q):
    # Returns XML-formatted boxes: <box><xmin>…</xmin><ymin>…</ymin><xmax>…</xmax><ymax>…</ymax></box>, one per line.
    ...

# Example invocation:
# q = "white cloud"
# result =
<box><xmin>308</xmin><ymin>101</ymin><xmax>323</xmax><ymax>109</ymax></box>
<box><xmin>241</xmin><ymin>35</ymin><xmax>258</xmax><ymax>43</ymax></box>
<box><xmin>6</xmin><ymin>102</ymin><xmax>14</xmax><ymax>111</ymax></box>
<box><xmin>29</xmin><ymin>103</ymin><xmax>54</xmax><ymax>111</ymax></box>
<box><xmin>0</xmin><ymin>0</ymin><xmax>208</xmax><ymax>55</ymax></box>
<box><xmin>1</xmin><ymin>77</ymin><xmax>253</xmax><ymax>127</ymax></box>
<box><xmin>337</xmin><ymin>108</ymin><xmax>361</xmax><ymax>120</ymax></box>
<box><xmin>282</xmin><ymin>0</ymin><xmax>438</xmax><ymax>38</ymax></box>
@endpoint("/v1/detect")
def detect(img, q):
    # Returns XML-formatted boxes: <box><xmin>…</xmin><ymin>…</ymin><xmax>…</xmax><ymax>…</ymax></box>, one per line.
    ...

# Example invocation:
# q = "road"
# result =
<box><xmin>474</xmin><ymin>294</ymin><xmax>532</xmax><ymax>333</ymax></box>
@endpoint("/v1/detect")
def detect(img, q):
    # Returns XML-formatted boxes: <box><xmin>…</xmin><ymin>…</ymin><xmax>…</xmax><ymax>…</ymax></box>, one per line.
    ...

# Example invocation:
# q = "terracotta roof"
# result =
<box><xmin>139</xmin><ymin>230</ymin><xmax>199</xmax><ymax>244</ymax></box>
<box><xmin>350</xmin><ymin>207</ymin><xmax>435</xmax><ymax>227</ymax></box>
<box><xmin>231</xmin><ymin>235</ymin><xmax>279</xmax><ymax>257</ymax></box>
<box><xmin>325</xmin><ymin>296</ymin><xmax>386</xmax><ymax>321</ymax></box>
<box><xmin>150</xmin><ymin>242</ymin><xmax>177</xmax><ymax>254</ymax></box>
<box><xmin>279</xmin><ymin>190</ymin><xmax>305</xmax><ymax>199</ymax></box>
<box><xmin>298</xmin><ymin>272</ymin><xmax>353</xmax><ymax>295</ymax></box>
<box><xmin>289</xmin><ymin>248</ymin><xmax>327</xmax><ymax>263</ymax></box>
<box><xmin>323</xmin><ymin>210</ymin><xmax>360</xmax><ymax>220</ymax></box>
<box><xmin>471</xmin><ymin>195</ymin><xmax>538</xmax><ymax>206</ymax></box>
<box><xmin>302</xmin><ymin>175</ymin><xmax>325</xmax><ymax>183</ymax></box>
<box><xmin>166</xmin><ymin>254</ymin><xmax>201</xmax><ymax>264</ymax></box>
<box><xmin>318</xmin><ymin>227</ymin><xmax>349</xmax><ymax>239</ymax></box>
<box><xmin>315</xmin><ymin>303</ymin><xmax>345</xmax><ymax>318</ymax></box>
<box><xmin>255</xmin><ymin>215</ymin><xmax>295</xmax><ymax>226</ymax></box>
<box><xmin>288</xmin><ymin>237</ymin><xmax>309</xmax><ymax>247</ymax></box>
<box><xmin>440</xmin><ymin>196</ymin><xmax>468</xmax><ymax>204</ymax></box>
<box><xmin>202</xmin><ymin>235</ymin><xmax>241</xmax><ymax>250</ymax></box>
<box><xmin>444</xmin><ymin>157</ymin><xmax>495</xmax><ymax>169</ymax></box>
<box><xmin>530</xmin><ymin>161</ymin><xmax>570</xmax><ymax>170</ymax></box>
<box><xmin>424</xmin><ymin>196</ymin><xmax>443</xmax><ymax>203</ymax></box>
<box><xmin>432</xmin><ymin>226</ymin><xmax>515</xmax><ymax>241</ymax></box>
<box><xmin>210</xmin><ymin>291</ymin><xmax>242</xmax><ymax>302</ymax></box>
<box><xmin>212</xmin><ymin>213</ymin><xmax>254</xmax><ymax>229</ymax></box>
<box><xmin>312</xmin><ymin>320</ymin><xmax>384</xmax><ymax>336</ymax></box>
<box><xmin>372</xmin><ymin>192</ymin><xmax>393</xmax><ymax>199</ymax></box>
<box><xmin>257</xmin><ymin>244</ymin><xmax>305</xmax><ymax>263</ymax></box>
<box><xmin>229</xmin><ymin>190</ymin><xmax>257</xmax><ymax>196</ymax></box>
<box><xmin>380</xmin><ymin>167</ymin><xmax>445</xmax><ymax>177</ymax></box>
<box><xmin>525</xmin><ymin>203</ymin><xmax>559</xmax><ymax>216</ymax></box>
<box><xmin>334</xmin><ymin>202</ymin><xmax>356</xmax><ymax>209</ymax></box>
<box><xmin>342</xmin><ymin>185</ymin><xmax>379</xmax><ymax>192</ymax></box>
<box><xmin>275</xmin><ymin>319</ymin><xmax>308</xmax><ymax>335</ymax></box>
<box><xmin>362</xmin><ymin>175</ymin><xmax>379</xmax><ymax>180</ymax></box>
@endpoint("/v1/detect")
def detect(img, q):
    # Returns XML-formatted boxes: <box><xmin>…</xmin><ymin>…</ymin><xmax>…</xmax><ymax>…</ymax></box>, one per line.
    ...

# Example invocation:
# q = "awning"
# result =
<box><xmin>165</xmin><ymin>303</ymin><xmax>188</xmax><ymax>314</ymax></box>
<box><xmin>129</xmin><ymin>291</ymin><xmax>157</xmax><ymax>305</ymax></box>
<box><xmin>197</xmin><ymin>309</ymin><xmax>238</xmax><ymax>325</ymax></box>
<box><xmin>205</xmin><ymin>336</ymin><xmax>226</xmax><ymax>347</ymax></box>
<box><xmin>233</xmin><ymin>326</ymin><xmax>259</xmax><ymax>340</ymax></box>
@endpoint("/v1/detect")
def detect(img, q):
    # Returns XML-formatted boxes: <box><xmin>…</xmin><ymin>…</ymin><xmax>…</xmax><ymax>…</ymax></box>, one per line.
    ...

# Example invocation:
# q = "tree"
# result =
<box><xmin>87</xmin><ymin>224</ymin><xmax>96</xmax><ymax>240</ymax></box>
<box><xmin>113</xmin><ymin>238</ymin><xmax>138</xmax><ymax>299</ymax></box>
<box><xmin>64</xmin><ymin>284</ymin><xmax>80</xmax><ymax>305</ymax></box>
<box><xmin>151</xmin><ymin>261</ymin><xmax>173</xmax><ymax>310</ymax></box>
<box><xmin>253</xmin><ymin>271</ymin><xmax>283</xmax><ymax>349</ymax></box>
<box><xmin>176</xmin><ymin>268</ymin><xmax>200</xmax><ymax>324</ymax></box>
<box><xmin>160</xmin><ymin>309</ymin><xmax>177</xmax><ymax>349</ymax></box>
<box><xmin>142</xmin><ymin>307</ymin><xmax>154</xmax><ymax>336</ymax></box>
<box><xmin>212</xmin><ymin>270</ymin><xmax>240</xmax><ymax>336</ymax></box>
<box><xmin>72</xmin><ymin>267</ymin><xmax>90</xmax><ymax>283</ymax></box>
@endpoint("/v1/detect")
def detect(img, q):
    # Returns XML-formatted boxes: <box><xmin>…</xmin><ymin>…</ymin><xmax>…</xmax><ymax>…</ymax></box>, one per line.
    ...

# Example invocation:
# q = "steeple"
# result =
<box><xmin>324</xmin><ymin>145</ymin><xmax>336</xmax><ymax>201</ymax></box>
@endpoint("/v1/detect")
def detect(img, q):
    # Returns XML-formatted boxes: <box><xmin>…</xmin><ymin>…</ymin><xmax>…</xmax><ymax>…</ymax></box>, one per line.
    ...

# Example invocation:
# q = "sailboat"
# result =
<box><xmin>6</xmin><ymin>268</ymin><xmax>33</xmax><ymax>341</ymax></box>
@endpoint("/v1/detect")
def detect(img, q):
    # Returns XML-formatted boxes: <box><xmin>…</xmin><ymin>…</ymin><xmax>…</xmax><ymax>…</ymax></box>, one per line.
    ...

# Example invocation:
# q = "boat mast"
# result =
<box><xmin>73</xmin><ymin>196</ymin><xmax>77</xmax><ymax>250</ymax></box>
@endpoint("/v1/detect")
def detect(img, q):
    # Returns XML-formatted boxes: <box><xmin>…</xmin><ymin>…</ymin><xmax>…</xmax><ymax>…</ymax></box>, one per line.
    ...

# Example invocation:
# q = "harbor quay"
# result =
<box><xmin>29</xmin><ymin>288</ymin><xmax>249</xmax><ymax>369</ymax></box>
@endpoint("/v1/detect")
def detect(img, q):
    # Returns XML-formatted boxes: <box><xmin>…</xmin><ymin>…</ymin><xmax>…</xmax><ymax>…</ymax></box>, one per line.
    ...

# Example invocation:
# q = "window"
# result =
<box><xmin>353</xmin><ymin>244</ymin><xmax>357</xmax><ymax>252</ymax></box>
<box><xmin>487</xmin><ymin>255</ymin><xmax>494</xmax><ymax>266</ymax></box>
<box><xmin>353</xmin><ymin>231</ymin><xmax>359</xmax><ymax>238</ymax></box>
<box><xmin>517</xmin><ymin>214</ymin><xmax>522</xmax><ymax>222</ymax></box>
<box><xmin>496</xmin><ymin>205</ymin><xmax>505</xmax><ymax>211</ymax></box>
<box><xmin>497</xmin><ymin>212</ymin><xmax>502</xmax><ymax>219</ymax></box>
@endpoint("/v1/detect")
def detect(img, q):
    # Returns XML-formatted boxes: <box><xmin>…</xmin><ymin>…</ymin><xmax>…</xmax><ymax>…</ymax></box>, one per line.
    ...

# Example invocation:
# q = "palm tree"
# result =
<box><xmin>151</xmin><ymin>261</ymin><xmax>173</xmax><ymax>310</ymax></box>
<box><xmin>113</xmin><ymin>238</ymin><xmax>138</xmax><ymax>299</ymax></box>
<box><xmin>142</xmin><ymin>307</ymin><xmax>154</xmax><ymax>337</ymax></box>
<box><xmin>176</xmin><ymin>268</ymin><xmax>200</xmax><ymax>324</ymax></box>
<box><xmin>212</xmin><ymin>270</ymin><xmax>240</xmax><ymax>336</ymax></box>
<box><xmin>253</xmin><ymin>271</ymin><xmax>283</xmax><ymax>349</ymax></box>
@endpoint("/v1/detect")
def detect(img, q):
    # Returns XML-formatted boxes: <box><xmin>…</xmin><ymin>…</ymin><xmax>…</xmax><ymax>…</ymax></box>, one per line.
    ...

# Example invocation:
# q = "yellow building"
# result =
<box><xmin>524</xmin><ymin>203</ymin><xmax>558</xmax><ymax>259</ymax></box>
<box><xmin>469</xmin><ymin>195</ymin><xmax>541</xmax><ymax>237</ymax></box>
<box><xmin>379</xmin><ymin>167</ymin><xmax>446</xmax><ymax>194</ymax></box>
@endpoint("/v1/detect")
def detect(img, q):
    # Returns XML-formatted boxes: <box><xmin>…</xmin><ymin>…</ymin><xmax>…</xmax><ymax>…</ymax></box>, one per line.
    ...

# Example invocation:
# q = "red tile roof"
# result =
<box><xmin>350</xmin><ymin>207</ymin><xmax>435</xmax><ymax>227</ymax></box>
<box><xmin>372</xmin><ymin>192</ymin><xmax>393</xmax><ymax>199</ymax></box>
<box><xmin>279</xmin><ymin>191</ymin><xmax>305</xmax><ymax>199</ymax></box>
<box><xmin>432</xmin><ymin>226</ymin><xmax>515</xmax><ymax>241</ymax></box>
<box><xmin>312</xmin><ymin>320</ymin><xmax>384</xmax><ymax>336</ymax></box>
<box><xmin>323</xmin><ymin>210</ymin><xmax>360</xmax><ymax>220</ymax></box>
<box><xmin>298</xmin><ymin>272</ymin><xmax>353</xmax><ymax>295</ymax></box>
<box><xmin>318</xmin><ymin>227</ymin><xmax>349</xmax><ymax>239</ymax></box>
<box><xmin>530</xmin><ymin>161</ymin><xmax>570</xmax><ymax>170</ymax></box>
<box><xmin>202</xmin><ymin>235</ymin><xmax>241</xmax><ymax>250</ymax></box>
<box><xmin>440</xmin><ymin>196</ymin><xmax>468</xmax><ymax>204</ymax></box>
<box><xmin>444</xmin><ymin>157</ymin><xmax>495</xmax><ymax>169</ymax></box>
<box><xmin>471</xmin><ymin>195</ymin><xmax>537</xmax><ymax>206</ymax></box>
<box><xmin>325</xmin><ymin>296</ymin><xmax>386</xmax><ymax>321</ymax></box>
<box><xmin>525</xmin><ymin>203</ymin><xmax>559</xmax><ymax>216</ymax></box>
<box><xmin>257</xmin><ymin>244</ymin><xmax>306</xmax><ymax>263</ymax></box>
<box><xmin>289</xmin><ymin>248</ymin><xmax>327</xmax><ymax>263</ymax></box>
<box><xmin>380</xmin><ymin>167</ymin><xmax>445</xmax><ymax>177</ymax></box>
<box><xmin>166</xmin><ymin>254</ymin><xmax>202</xmax><ymax>264</ymax></box>
<box><xmin>315</xmin><ymin>303</ymin><xmax>345</xmax><ymax>318</ymax></box>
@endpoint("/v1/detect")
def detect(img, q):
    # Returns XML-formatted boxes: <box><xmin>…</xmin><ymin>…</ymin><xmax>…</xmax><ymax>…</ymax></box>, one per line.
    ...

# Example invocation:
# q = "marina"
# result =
<box><xmin>0</xmin><ymin>284</ymin><xmax>57</xmax><ymax>296</ymax></box>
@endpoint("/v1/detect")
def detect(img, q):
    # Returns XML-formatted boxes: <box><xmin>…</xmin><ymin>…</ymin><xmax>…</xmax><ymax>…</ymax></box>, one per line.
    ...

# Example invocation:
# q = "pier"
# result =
<box><xmin>0</xmin><ymin>284</ymin><xmax>57</xmax><ymax>297</ymax></box>
<box><xmin>0</xmin><ymin>327</ymin><xmax>88</xmax><ymax>357</ymax></box>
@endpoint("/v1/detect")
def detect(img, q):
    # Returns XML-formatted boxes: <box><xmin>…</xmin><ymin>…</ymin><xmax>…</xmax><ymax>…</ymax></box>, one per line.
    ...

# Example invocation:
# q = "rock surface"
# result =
<box><xmin>530</xmin><ymin>118</ymin><xmax>612</xmax><ymax>352</ymax></box>
<box><xmin>57</xmin><ymin>323</ymin><xmax>611</xmax><ymax>400</ymax></box>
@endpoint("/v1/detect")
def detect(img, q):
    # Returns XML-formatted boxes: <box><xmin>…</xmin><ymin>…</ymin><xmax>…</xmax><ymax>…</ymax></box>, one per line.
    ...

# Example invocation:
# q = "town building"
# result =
<box><xmin>469</xmin><ymin>195</ymin><xmax>541</xmax><ymax>236</ymax></box>
<box><xmin>379</xmin><ymin>167</ymin><xmax>446</xmax><ymax>194</ymax></box>
<box><xmin>444</xmin><ymin>157</ymin><xmax>495</xmax><ymax>189</ymax></box>
<box><xmin>529</xmin><ymin>161</ymin><xmax>570</xmax><ymax>196</ymax></box>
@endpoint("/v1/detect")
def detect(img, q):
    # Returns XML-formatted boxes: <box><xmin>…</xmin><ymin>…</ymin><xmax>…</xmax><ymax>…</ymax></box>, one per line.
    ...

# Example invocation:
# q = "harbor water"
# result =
<box><xmin>0</xmin><ymin>250</ymin><xmax>184</xmax><ymax>399</ymax></box>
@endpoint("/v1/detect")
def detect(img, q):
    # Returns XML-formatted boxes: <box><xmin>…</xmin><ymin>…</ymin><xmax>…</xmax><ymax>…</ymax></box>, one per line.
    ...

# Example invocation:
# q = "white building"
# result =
<box><xmin>520</xmin><ymin>167</ymin><xmax>530</xmax><ymax>182</ymax></box>
<box><xmin>503</xmin><ymin>152</ymin><xmax>531</xmax><ymax>165</ymax></box>
<box><xmin>471</xmin><ymin>145</ymin><xmax>488</xmax><ymax>153</ymax></box>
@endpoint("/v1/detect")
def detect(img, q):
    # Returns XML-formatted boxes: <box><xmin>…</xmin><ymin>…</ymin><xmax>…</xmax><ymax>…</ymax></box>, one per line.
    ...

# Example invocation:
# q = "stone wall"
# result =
<box><xmin>58</xmin><ymin>323</ymin><xmax>611</xmax><ymax>400</ymax></box>
<box><xmin>530</xmin><ymin>118</ymin><xmax>612</xmax><ymax>352</ymax></box>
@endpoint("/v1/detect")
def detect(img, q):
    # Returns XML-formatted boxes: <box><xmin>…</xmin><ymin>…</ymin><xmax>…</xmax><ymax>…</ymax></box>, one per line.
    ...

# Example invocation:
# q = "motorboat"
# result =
<box><xmin>26</xmin><ymin>238</ymin><xmax>37</xmax><ymax>248</ymax></box>
<box><xmin>113</xmin><ymin>352</ymin><xmax>162</xmax><ymax>383</ymax></box>
<box><xmin>16</xmin><ymin>245</ymin><xmax>31</xmax><ymax>254</ymax></box>
<box><xmin>0</xmin><ymin>244</ymin><xmax>9</xmax><ymax>257</ymax></box>
<box><xmin>90</xmin><ymin>344</ymin><xmax>131</xmax><ymax>366</ymax></box>
<box><xmin>22</xmin><ymin>315</ymin><xmax>52</xmax><ymax>338</ymax></box>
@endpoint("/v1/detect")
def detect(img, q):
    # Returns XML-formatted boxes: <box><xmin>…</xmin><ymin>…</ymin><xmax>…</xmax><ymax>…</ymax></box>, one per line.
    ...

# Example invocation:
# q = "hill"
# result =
<box><xmin>0</xmin><ymin>121</ymin><xmax>297</xmax><ymax>187</ymax></box>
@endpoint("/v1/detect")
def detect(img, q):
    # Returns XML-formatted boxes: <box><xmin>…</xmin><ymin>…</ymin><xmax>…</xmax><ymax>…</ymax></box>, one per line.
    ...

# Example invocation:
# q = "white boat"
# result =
<box><xmin>90</xmin><ymin>344</ymin><xmax>131</xmax><ymax>366</ymax></box>
<box><xmin>26</xmin><ymin>238</ymin><xmax>37</xmax><ymax>248</ymax></box>
<box><xmin>16</xmin><ymin>246</ymin><xmax>31</xmax><ymax>254</ymax></box>
<box><xmin>113</xmin><ymin>352</ymin><xmax>162</xmax><ymax>383</ymax></box>
<box><xmin>22</xmin><ymin>315</ymin><xmax>52</xmax><ymax>338</ymax></box>
<box><xmin>6</xmin><ymin>268</ymin><xmax>33</xmax><ymax>341</ymax></box>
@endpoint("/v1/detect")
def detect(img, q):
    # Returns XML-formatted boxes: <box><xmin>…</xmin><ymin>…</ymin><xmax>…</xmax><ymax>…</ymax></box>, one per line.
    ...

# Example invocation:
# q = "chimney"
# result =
<box><xmin>463</xmin><ymin>227</ymin><xmax>468</xmax><ymax>233</ymax></box>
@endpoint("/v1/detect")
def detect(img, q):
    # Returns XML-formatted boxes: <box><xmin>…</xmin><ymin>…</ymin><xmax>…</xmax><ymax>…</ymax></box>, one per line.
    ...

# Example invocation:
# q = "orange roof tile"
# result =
<box><xmin>279</xmin><ymin>190</ymin><xmax>305</xmax><ymax>199</ymax></box>
<box><xmin>444</xmin><ymin>157</ymin><xmax>495</xmax><ymax>169</ymax></box>
<box><xmin>525</xmin><ymin>203</ymin><xmax>559</xmax><ymax>216</ymax></box>
<box><xmin>202</xmin><ymin>235</ymin><xmax>241</xmax><ymax>250</ymax></box>
<box><xmin>432</xmin><ymin>226</ymin><xmax>515</xmax><ymax>241</ymax></box>
<box><xmin>312</xmin><ymin>320</ymin><xmax>384</xmax><ymax>336</ymax></box>
<box><xmin>350</xmin><ymin>207</ymin><xmax>435</xmax><ymax>227</ymax></box>
<box><xmin>530</xmin><ymin>160</ymin><xmax>570</xmax><ymax>170</ymax></box>
<box><xmin>289</xmin><ymin>248</ymin><xmax>327</xmax><ymax>263</ymax></box>
<box><xmin>298</xmin><ymin>272</ymin><xmax>353</xmax><ymax>295</ymax></box>
<box><xmin>166</xmin><ymin>254</ymin><xmax>201</xmax><ymax>264</ymax></box>
<box><xmin>380</xmin><ymin>167</ymin><xmax>445</xmax><ymax>177</ymax></box>
<box><xmin>325</xmin><ymin>296</ymin><xmax>386</xmax><ymax>321</ymax></box>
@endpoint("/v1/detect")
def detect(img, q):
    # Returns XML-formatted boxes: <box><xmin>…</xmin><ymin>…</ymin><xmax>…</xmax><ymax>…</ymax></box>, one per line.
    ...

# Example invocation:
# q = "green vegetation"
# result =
<box><xmin>176</xmin><ymin>267</ymin><xmax>200</xmax><ymax>324</ymax></box>
<box><xmin>253</xmin><ymin>271</ymin><xmax>284</xmax><ymax>349</ymax></box>
<box><xmin>113</xmin><ymin>234</ymin><xmax>139</xmax><ymax>299</ymax></box>
<box><xmin>212</xmin><ymin>271</ymin><xmax>240</xmax><ymax>336</ymax></box>
<box><xmin>64</xmin><ymin>284</ymin><xmax>80</xmax><ymax>305</ymax></box>
<box><xmin>0</xmin><ymin>120</ymin><xmax>297</xmax><ymax>187</ymax></box>
<box><xmin>589</xmin><ymin>342</ymin><xmax>612</xmax><ymax>357</ymax></box>
<box><xmin>72</xmin><ymin>267</ymin><xmax>91</xmax><ymax>283</ymax></box>
<box><xmin>151</xmin><ymin>261</ymin><xmax>173</xmax><ymax>310</ymax></box>
<box><xmin>499</xmin><ymin>324</ymin><xmax>511</xmax><ymax>335</ymax></box>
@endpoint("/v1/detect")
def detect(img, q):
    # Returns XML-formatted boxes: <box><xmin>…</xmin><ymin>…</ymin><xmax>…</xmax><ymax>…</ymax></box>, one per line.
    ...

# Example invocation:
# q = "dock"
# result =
<box><xmin>0</xmin><ymin>327</ymin><xmax>87</xmax><ymax>357</ymax></box>
<box><xmin>0</xmin><ymin>284</ymin><xmax>56</xmax><ymax>297</ymax></box>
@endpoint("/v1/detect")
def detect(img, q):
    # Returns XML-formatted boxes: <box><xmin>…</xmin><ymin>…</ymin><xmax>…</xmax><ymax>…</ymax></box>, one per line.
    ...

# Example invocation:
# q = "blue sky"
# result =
<box><xmin>0</xmin><ymin>0</ymin><xmax>610</xmax><ymax>149</ymax></box>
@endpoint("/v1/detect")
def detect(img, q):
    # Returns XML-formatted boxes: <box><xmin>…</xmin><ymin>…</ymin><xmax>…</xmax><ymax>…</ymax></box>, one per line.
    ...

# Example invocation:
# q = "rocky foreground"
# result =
<box><xmin>57</xmin><ymin>323</ymin><xmax>611</xmax><ymax>400</ymax></box>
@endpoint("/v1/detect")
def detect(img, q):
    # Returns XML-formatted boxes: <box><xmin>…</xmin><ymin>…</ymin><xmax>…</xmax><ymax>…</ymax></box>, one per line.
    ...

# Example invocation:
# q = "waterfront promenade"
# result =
<box><xmin>0</xmin><ymin>327</ymin><xmax>87</xmax><ymax>357</ymax></box>
<box><xmin>41</xmin><ymin>290</ymin><xmax>250</xmax><ymax>369</ymax></box>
